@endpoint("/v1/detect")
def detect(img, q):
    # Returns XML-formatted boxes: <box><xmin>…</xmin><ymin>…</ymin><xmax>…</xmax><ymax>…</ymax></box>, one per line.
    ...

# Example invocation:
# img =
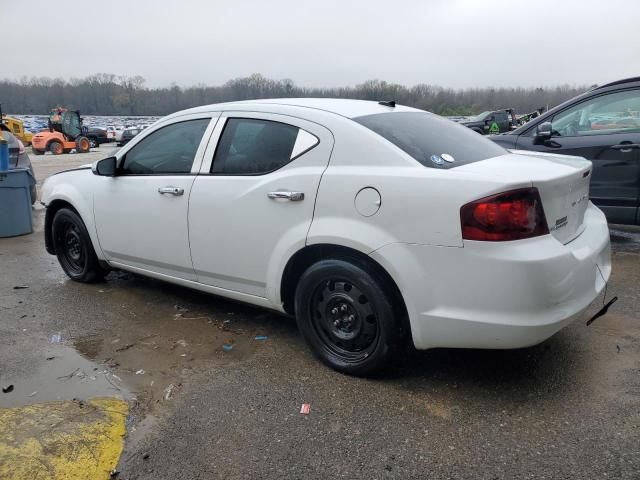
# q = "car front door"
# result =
<box><xmin>93</xmin><ymin>114</ymin><xmax>218</xmax><ymax>279</ymax></box>
<box><xmin>516</xmin><ymin>88</ymin><xmax>640</xmax><ymax>224</ymax></box>
<box><xmin>189</xmin><ymin>112</ymin><xmax>333</xmax><ymax>299</ymax></box>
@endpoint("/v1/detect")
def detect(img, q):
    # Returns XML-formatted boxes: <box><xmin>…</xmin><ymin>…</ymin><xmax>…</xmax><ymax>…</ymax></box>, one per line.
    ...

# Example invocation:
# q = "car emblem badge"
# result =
<box><xmin>430</xmin><ymin>154</ymin><xmax>444</xmax><ymax>166</ymax></box>
<box><xmin>441</xmin><ymin>153</ymin><xmax>455</xmax><ymax>163</ymax></box>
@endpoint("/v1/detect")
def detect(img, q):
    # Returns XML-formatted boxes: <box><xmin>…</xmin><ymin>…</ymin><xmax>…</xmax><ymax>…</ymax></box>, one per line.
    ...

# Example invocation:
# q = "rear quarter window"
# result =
<box><xmin>354</xmin><ymin>112</ymin><xmax>507</xmax><ymax>168</ymax></box>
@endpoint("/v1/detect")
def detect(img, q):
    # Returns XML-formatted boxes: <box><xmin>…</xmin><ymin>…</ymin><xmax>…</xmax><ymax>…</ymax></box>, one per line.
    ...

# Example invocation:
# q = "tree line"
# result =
<box><xmin>0</xmin><ymin>73</ymin><xmax>588</xmax><ymax>116</ymax></box>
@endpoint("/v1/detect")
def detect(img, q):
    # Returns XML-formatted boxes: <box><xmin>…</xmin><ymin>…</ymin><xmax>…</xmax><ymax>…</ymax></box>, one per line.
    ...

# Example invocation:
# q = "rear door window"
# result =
<box><xmin>354</xmin><ymin>112</ymin><xmax>506</xmax><ymax>168</ymax></box>
<box><xmin>211</xmin><ymin>118</ymin><xmax>319</xmax><ymax>175</ymax></box>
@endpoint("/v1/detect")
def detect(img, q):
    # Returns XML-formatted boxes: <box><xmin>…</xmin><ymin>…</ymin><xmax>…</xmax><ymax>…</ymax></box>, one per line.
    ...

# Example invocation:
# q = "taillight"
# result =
<box><xmin>461</xmin><ymin>187</ymin><xmax>549</xmax><ymax>241</ymax></box>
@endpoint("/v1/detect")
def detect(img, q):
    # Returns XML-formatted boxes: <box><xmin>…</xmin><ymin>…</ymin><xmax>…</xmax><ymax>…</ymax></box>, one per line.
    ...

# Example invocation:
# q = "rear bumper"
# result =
<box><xmin>370</xmin><ymin>202</ymin><xmax>611</xmax><ymax>350</ymax></box>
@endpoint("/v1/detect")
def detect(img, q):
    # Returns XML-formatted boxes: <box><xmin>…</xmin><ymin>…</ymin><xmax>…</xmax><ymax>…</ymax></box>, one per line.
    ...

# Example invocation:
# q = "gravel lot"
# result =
<box><xmin>1</xmin><ymin>148</ymin><xmax>639</xmax><ymax>479</ymax></box>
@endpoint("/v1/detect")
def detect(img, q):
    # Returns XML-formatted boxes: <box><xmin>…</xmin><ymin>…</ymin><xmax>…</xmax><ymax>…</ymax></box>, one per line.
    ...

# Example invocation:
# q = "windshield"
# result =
<box><xmin>353</xmin><ymin>112</ymin><xmax>507</xmax><ymax>169</ymax></box>
<box><xmin>470</xmin><ymin>111</ymin><xmax>491</xmax><ymax>122</ymax></box>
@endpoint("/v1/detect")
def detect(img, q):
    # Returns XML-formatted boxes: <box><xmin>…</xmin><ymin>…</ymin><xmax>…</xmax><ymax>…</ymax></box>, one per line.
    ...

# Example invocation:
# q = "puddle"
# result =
<box><xmin>0</xmin><ymin>344</ymin><xmax>128</xmax><ymax>409</ymax></box>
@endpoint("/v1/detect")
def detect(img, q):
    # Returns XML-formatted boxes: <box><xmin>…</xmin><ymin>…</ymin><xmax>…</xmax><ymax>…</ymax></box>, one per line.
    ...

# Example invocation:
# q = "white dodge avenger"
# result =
<box><xmin>41</xmin><ymin>99</ymin><xmax>611</xmax><ymax>375</ymax></box>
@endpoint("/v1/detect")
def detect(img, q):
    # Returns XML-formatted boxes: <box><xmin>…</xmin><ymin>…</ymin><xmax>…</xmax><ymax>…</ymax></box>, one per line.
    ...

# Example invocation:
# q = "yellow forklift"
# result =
<box><xmin>0</xmin><ymin>104</ymin><xmax>33</xmax><ymax>146</ymax></box>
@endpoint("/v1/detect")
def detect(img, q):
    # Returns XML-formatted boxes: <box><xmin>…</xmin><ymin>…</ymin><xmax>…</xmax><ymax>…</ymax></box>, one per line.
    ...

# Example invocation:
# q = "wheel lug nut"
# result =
<box><xmin>331</xmin><ymin>307</ymin><xmax>338</xmax><ymax>315</ymax></box>
<box><xmin>341</xmin><ymin>304</ymin><xmax>348</xmax><ymax>312</ymax></box>
<box><xmin>333</xmin><ymin>319</ymin><xmax>340</xmax><ymax>327</ymax></box>
<box><xmin>348</xmin><ymin>314</ymin><xmax>355</xmax><ymax>322</ymax></box>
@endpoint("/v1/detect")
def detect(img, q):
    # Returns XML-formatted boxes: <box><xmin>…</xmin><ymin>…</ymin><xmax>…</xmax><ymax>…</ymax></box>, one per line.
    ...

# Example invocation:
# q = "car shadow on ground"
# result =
<box><xmin>89</xmin><ymin>271</ymin><xmax>589</xmax><ymax>406</ymax></box>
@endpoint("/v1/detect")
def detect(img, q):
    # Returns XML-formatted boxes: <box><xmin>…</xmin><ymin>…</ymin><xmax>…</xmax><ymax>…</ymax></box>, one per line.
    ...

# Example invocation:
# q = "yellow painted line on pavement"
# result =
<box><xmin>0</xmin><ymin>397</ymin><xmax>128</xmax><ymax>480</ymax></box>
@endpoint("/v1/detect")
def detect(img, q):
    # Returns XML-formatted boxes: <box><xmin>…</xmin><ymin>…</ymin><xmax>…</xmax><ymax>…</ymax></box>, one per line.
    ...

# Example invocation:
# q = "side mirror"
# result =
<box><xmin>536</xmin><ymin>122</ymin><xmax>553</xmax><ymax>140</ymax></box>
<box><xmin>92</xmin><ymin>156</ymin><xmax>117</xmax><ymax>176</ymax></box>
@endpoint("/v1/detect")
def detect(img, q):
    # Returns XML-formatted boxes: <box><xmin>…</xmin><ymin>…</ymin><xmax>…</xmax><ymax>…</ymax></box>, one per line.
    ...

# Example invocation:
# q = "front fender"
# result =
<box><xmin>42</xmin><ymin>172</ymin><xmax>105</xmax><ymax>260</ymax></box>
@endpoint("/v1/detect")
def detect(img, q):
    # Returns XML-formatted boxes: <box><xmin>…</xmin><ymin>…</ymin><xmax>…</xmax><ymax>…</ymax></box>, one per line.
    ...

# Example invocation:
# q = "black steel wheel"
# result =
<box><xmin>295</xmin><ymin>259</ymin><xmax>401</xmax><ymax>376</ymax></box>
<box><xmin>51</xmin><ymin>208</ymin><xmax>104</xmax><ymax>282</ymax></box>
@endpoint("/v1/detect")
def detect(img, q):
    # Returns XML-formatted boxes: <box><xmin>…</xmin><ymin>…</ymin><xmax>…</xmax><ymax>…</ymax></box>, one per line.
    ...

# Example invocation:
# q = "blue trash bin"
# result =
<box><xmin>0</xmin><ymin>168</ymin><xmax>34</xmax><ymax>237</ymax></box>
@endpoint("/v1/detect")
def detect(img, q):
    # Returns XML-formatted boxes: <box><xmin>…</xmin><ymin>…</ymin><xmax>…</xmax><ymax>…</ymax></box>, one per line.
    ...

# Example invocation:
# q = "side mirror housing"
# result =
<box><xmin>92</xmin><ymin>156</ymin><xmax>117</xmax><ymax>176</ymax></box>
<box><xmin>536</xmin><ymin>122</ymin><xmax>553</xmax><ymax>140</ymax></box>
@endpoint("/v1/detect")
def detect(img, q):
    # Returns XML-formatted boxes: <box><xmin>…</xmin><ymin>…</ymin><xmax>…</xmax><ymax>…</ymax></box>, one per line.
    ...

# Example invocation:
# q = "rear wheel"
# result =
<box><xmin>49</xmin><ymin>141</ymin><xmax>64</xmax><ymax>155</ymax></box>
<box><xmin>294</xmin><ymin>259</ymin><xmax>401</xmax><ymax>376</ymax></box>
<box><xmin>76</xmin><ymin>136</ymin><xmax>91</xmax><ymax>152</ymax></box>
<box><xmin>51</xmin><ymin>208</ymin><xmax>104</xmax><ymax>282</ymax></box>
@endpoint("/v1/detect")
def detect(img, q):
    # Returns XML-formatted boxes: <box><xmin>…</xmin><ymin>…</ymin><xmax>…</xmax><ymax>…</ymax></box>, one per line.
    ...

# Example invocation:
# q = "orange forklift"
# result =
<box><xmin>31</xmin><ymin>108</ymin><xmax>91</xmax><ymax>155</ymax></box>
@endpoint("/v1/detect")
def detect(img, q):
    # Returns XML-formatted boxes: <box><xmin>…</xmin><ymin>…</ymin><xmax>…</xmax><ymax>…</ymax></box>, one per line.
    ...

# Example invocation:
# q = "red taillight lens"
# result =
<box><xmin>461</xmin><ymin>187</ymin><xmax>549</xmax><ymax>241</ymax></box>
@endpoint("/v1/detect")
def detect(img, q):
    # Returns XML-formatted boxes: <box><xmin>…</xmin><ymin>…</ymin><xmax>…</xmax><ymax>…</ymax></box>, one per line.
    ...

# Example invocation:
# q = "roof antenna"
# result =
<box><xmin>378</xmin><ymin>100</ymin><xmax>396</xmax><ymax>108</ymax></box>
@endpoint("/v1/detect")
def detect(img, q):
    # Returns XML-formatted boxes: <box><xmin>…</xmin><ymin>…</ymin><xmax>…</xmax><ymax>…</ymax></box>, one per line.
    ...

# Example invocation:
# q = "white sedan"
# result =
<box><xmin>41</xmin><ymin>99</ymin><xmax>611</xmax><ymax>375</ymax></box>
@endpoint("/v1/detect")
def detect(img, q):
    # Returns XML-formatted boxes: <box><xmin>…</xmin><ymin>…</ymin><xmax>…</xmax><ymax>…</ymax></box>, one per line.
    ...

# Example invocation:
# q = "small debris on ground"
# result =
<box><xmin>45</xmin><ymin>356</ymin><xmax>55</xmax><ymax>360</ymax></box>
<box><xmin>174</xmin><ymin>304</ymin><xmax>190</xmax><ymax>312</ymax></box>
<box><xmin>255</xmin><ymin>335</ymin><xmax>268</xmax><ymax>341</ymax></box>
<box><xmin>115</xmin><ymin>343</ymin><xmax>136</xmax><ymax>352</ymax></box>
<box><xmin>223</xmin><ymin>343</ymin><xmax>234</xmax><ymax>351</ymax></box>
<box><xmin>164</xmin><ymin>384</ymin><xmax>176</xmax><ymax>400</ymax></box>
<box><xmin>49</xmin><ymin>333</ymin><xmax>62</xmax><ymax>344</ymax></box>
<box><xmin>135</xmin><ymin>369</ymin><xmax>145</xmax><ymax>375</ymax></box>
<box><xmin>300</xmin><ymin>403</ymin><xmax>311</xmax><ymax>415</ymax></box>
<box><xmin>13</xmin><ymin>285</ymin><xmax>29</xmax><ymax>289</ymax></box>
<box><xmin>142</xmin><ymin>453</ymin><xmax>150</xmax><ymax>460</ymax></box>
<box><xmin>28</xmin><ymin>391</ymin><xmax>37</xmax><ymax>397</ymax></box>
<box><xmin>109</xmin><ymin>469</ymin><xmax>120</xmax><ymax>478</ymax></box>
<box><xmin>2</xmin><ymin>385</ymin><xmax>14</xmax><ymax>393</ymax></box>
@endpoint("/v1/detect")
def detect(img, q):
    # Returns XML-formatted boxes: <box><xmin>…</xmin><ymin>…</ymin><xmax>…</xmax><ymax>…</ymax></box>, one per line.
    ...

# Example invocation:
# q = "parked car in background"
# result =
<box><xmin>105</xmin><ymin>126</ymin><xmax>118</xmax><ymax>141</ymax></box>
<box><xmin>86</xmin><ymin>127</ymin><xmax>112</xmax><ymax>148</ymax></box>
<box><xmin>490</xmin><ymin>77</ymin><xmax>640</xmax><ymax>225</ymax></box>
<box><xmin>41</xmin><ymin>99</ymin><xmax>611</xmax><ymax>375</ymax></box>
<box><xmin>1</xmin><ymin>125</ymin><xmax>37</xmax><ymax>203</ymax></box>
<box><xmin>117</xmin><ymin>126</ymin><xmax>142</xmax><ymax>146</ymax></box>
<box><xmin>459</xmin><ymin>109</ymin><xmax>517</xmax><ymax>134</ymax></box>
<box><xmin>114</xmin><ymin>126</ymin><xmax>126</xmax><ymax>142</ymax></box>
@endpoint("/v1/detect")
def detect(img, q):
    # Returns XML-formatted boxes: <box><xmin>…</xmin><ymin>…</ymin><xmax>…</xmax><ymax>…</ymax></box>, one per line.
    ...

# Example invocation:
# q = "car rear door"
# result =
<box><xmin>516</xmin><ymin>88</ymin><xmax>640</xmax><ymax>225</ymax></box>
<box><xmin>93</xmin><ymin>114</ymin><xmax>218</xmax><ymax>279</ymax></box>
<box><xmin>188</xmin><ymin>112</ymin><xmax>333</xmax><ymax>299</ymax></box>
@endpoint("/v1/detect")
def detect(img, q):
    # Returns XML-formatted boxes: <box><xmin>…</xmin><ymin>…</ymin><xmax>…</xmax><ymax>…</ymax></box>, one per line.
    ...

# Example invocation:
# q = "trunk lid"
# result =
<box><xmin>456</xmin><ymin>151</ymin><xmax>592</xmax><ymax>244</ymax></box>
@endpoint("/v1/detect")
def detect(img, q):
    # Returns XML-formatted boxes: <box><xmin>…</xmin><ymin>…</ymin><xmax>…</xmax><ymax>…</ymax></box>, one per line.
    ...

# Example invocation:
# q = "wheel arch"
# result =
<box><xmin>279</xmin><ymin>243</ymin><xmax>412</xmax><ymax>342</ymax></box>
<box><xmin>44</xmin><ymin>199</ymin><xmax>77</xmax><ymax>254</ymax></box>
<box><xmin>43</xmin><ymin>188</ymin><xmax>104</xmax><ymax>263</ymax></box>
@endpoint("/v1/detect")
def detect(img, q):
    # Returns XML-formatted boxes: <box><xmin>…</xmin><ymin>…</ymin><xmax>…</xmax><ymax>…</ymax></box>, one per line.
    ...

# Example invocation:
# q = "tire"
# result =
<box><xmin>76</xmin><ymin>136</ymin><xmax>91</xmax><ymax>153</ymax></box>
<box><xmin>87</xmin><ymin>137</ymin><xmax>98</xmax><ymax>149</ymax></box>
<box><xmin>294</xmin><ymin>259</ymin><xmax>401</xmax><ymax>376</ymax></box>
<box><xmin>32</xmin><ymin>147</ymin><xmax>44</xmax><ymax>156</ymax></box>
<box><xmin>49</xmin><ymin>141</ymin><xmax>64</xmax><ymax>155</ymax></box>
<box><xmin>51</xmin><ymin>208</ymin><xmax>105</xmax><ymax>283</ymax></box>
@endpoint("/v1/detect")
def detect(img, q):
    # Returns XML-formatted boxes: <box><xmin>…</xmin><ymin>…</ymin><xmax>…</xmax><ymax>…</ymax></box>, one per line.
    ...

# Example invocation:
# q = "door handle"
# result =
<box><xmin>267</xmin><ymin>191</ymin><xmax>304</xmax><ymax>201</ymax></box>
<box><xmin>611</xmin><ymin>143</ymin><xmax>639</xmax><ymax>152</ymax></box>
<box><xmin>158</xmin><ymin>186</ymin><xmax>184</xmax><ymax>196</ymax></box>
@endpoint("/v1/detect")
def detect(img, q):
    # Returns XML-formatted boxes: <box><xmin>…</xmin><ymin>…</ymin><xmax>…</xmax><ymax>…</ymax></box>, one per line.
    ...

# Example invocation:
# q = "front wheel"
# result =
<box><xmin>51</xmin><ymin>208</ymin><xmax>105</xmax><ymax>282</ymax></box>
<box><xmin>49</xmin><ymin>141</ymin><xmax>64</xmax><ymax>155</ymax></box>
<box><xmin>294</xmin><ymin>259</ymin><xmax>402</xmax><ymax>376</ymax></box>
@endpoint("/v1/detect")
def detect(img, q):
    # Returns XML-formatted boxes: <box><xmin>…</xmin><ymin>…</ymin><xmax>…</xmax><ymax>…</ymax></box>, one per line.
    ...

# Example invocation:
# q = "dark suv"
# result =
<box><xmin>490</xmin><ymin>77</ymin><xmax>640</xmax><ymax>225</ymax></box>
<box><xmin>459</xmin><ymin>109</ymin><xmax>516</xmax><ymax>135</ymax></box>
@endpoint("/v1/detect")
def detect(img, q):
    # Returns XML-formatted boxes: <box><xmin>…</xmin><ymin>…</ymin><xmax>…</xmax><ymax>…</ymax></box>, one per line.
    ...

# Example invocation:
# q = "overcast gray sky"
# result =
<box><xmin>3</xmin><ymin>0</ymin><xmax>639</xmax><ymax>89</ymax></box>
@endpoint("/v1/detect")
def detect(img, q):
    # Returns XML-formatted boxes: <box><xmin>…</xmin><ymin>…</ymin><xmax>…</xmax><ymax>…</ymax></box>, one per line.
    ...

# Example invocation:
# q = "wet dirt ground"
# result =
<box><xmin>1</xmin><ymin>148</ymin><xmax>639</xmax><ymax>479</ymax></box>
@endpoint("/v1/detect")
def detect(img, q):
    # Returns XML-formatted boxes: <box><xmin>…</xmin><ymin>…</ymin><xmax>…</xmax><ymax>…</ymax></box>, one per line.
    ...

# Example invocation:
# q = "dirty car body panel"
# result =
<box><xmin>41</xmin><ymin>99</ymin><xmax>612</xmax><ymax>373</ymax></box>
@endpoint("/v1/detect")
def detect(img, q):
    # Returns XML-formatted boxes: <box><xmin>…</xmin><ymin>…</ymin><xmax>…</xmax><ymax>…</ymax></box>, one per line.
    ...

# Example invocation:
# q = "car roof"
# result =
<box><xmin>166</xmin><ymin>98</ymin><xmax>421</xmax><ymax>121</ymax></box>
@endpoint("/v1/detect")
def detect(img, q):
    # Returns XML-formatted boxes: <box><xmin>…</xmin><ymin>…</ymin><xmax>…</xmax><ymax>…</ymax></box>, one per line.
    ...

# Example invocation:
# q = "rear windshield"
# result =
<box><xmin>353</xmin><ymin>112</ymin><xmax>507</xmax><ymax>168</ymax></box>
